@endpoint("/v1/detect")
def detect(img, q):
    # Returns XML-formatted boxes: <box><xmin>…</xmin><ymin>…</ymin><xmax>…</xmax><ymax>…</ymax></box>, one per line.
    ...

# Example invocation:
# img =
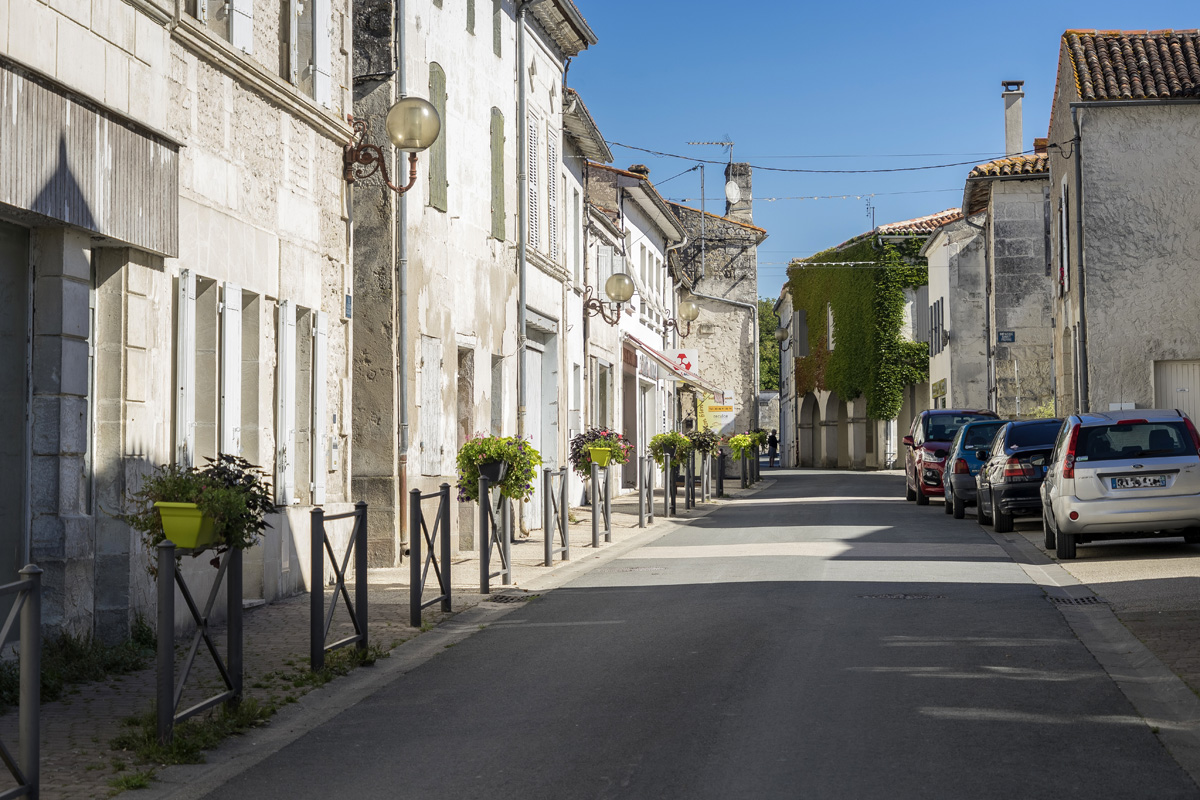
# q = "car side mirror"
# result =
<box><xmin>902</xmin><ymin>435</ymin><xmax>914</xmax><ymax>447</ymax></box>
<box><xmin>933</xmin><ymin>449</ymin><xmax>948</xmax><ymax>459</ymax></box>
<box><xmin>976</xmin><ymin>449</ymin><xmax>989</xmax><ymax>460</ymax></box>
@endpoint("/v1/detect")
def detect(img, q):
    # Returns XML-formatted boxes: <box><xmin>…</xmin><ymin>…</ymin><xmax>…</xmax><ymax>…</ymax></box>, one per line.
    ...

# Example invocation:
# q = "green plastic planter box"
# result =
<box><xmin>154</xmin><ymin>502</ymin><xmax>217</xmax><ymax>550</ymax></box>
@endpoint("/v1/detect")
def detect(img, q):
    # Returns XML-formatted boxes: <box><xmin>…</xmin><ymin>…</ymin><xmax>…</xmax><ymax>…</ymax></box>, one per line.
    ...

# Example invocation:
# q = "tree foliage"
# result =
<box><xmin>787</xmin><ymin>237</ymin><xmax>929</xmax><ymax>420</ymax></box>
<box><xmin>758</xmin><ymin>298</ymin><xmax>781</xmax><ymax>392</ymax></box>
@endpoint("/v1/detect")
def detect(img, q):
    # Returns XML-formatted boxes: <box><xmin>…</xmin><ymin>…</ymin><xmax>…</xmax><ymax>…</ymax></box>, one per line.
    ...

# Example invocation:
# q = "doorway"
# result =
<box><xmin>0</xmin><ymin>221</ymin><xmax>30</xmax><ymax>581</ymax></box>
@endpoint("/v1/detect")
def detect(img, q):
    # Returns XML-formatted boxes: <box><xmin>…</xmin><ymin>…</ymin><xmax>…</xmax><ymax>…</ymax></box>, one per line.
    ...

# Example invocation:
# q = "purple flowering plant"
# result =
<box><xmin>568</xmin><ymin>428</ymin><xmax>633</xmax><ymax>476</ymax></box>
<box><xmin>456</xmin><ymin>433</ymin><xmax>542</xmax><ymax>503</ymax></box>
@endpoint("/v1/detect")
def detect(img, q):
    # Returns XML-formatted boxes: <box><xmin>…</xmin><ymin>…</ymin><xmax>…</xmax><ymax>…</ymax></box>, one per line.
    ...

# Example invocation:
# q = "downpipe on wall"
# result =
<box><xmin>396</xmin><ymin>0</ymin><xmax>409</xmax><ymax>556</ymax></box>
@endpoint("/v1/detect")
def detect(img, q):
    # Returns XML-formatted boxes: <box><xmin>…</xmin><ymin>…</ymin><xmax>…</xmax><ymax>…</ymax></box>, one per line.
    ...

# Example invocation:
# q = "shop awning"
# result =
<box><xmin>623</xmin><ymin>334</ymin><xmax>721</xmax><ymax>395</ymax></box>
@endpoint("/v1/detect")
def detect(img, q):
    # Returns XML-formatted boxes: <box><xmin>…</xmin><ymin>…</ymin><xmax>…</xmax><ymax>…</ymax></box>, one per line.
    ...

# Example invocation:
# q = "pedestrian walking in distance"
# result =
<box><xmin>768</xmin><ymin>430</ymin><xmax>779</xmax><ymax>468</ymax></box>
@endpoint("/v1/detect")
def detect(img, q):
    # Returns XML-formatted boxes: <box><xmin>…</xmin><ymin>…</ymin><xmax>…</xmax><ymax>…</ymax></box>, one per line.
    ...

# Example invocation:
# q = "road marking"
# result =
<box><xmin>620</xmin><ymin>542</ymin><xmax>1007</xmax><ymax>559</ymax></box>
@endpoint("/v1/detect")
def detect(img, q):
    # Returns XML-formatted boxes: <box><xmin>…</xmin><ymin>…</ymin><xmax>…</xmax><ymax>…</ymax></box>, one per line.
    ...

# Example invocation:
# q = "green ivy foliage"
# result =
<box><xmin>788</xmin><ymin>237</ymin><xmax>930</xmax><ymax>421</ymax></box>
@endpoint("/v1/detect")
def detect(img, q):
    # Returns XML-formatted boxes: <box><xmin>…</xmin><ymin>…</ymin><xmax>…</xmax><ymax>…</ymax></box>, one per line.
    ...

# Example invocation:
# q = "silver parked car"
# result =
<box><xmin>1041</xmin><ymin>410</ymin><xmax>1200</xmax><ymax>559</ymax></box>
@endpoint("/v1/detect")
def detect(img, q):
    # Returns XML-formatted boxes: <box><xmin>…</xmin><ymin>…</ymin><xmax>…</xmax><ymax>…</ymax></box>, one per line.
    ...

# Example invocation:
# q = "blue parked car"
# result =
<box><xmin>944</xmin><ymin>419</ymin><xmax>1007</xmax><ymax>519</ymax></box>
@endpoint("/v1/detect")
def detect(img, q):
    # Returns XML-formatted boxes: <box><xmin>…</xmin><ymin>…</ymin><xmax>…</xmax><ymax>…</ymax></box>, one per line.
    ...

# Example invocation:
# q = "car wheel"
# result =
<box><xmin>943</xmin><ymin>494</ymin><xmax>953</xmax><ymax>514</ymax></box>
<box><xmin>977</xmin><ymin>489</ymin><xmax>992</xmax><ymax>525</ymax></box>
<box><xmin>1056</xmin><ymin>531</ymin><xmax>1077</xmax><ymax>559</ymax></box>
<box><xmin>1042</xmin><ymin>508</ymin><xmax>1056</xmax><ymax>550</ymax></box>
<box><xmin>905</xmin><ymin>482</ymin><xmax>916</xmax><ymax>502</ymax></box>
<box><xmin>952</xmin><ymin>492</ymin><xmax>966</xmax><ymax>519</ymax></box>
<box><xmin>993</xmin><ymin>504</ymin><xmax>1013</xmax><ymax>533</ymax></box>
<box><xmin>916</xmin><ymin>488</ymin><xmax>929</xmax><ymax>506</ymax></box>
<box><xmin>1184</xmin><ymin>528</ymin><xmax>1200</xmax><ymax>544</ymax></box>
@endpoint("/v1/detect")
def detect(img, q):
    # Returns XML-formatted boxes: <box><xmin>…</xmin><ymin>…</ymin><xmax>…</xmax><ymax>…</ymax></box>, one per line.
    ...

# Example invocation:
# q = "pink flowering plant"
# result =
<box><xmin>568</xmin><ymin>428</ymin><xmax>633</xmax><ymax>476</ymax></box>
<box><xmin>687</xmin><ymin>427</ymin><xmax>721</xmax><ymax>455</ymax></box>
<box><xmin>456</xmin><ymin>434</ymin><xmax>542</xmax><ymax>503</ymax></box>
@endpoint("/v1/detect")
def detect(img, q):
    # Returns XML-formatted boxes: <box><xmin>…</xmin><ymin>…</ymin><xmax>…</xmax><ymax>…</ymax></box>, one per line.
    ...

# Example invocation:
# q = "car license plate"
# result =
<box><xmin>1111</xmin><ymin>475</ymin><xmax>1167</xmax><ymax>489</ymax></box>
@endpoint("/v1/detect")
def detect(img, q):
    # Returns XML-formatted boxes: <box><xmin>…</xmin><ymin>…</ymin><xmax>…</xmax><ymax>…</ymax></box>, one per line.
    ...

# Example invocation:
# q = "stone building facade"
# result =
<box><xmin>922</xmin><ymin>216</ymin><xmax>988</xmax><ymax>410</ymax></box>
<box><xmin>2</xmin><ymin>0</ymin><xmax>355</xmax><ymax>639</ymax></box>
<box><xmin>963</xmin><ymin>147</ymin><xmax>1053</xmax><ymax>418</ymax></box>
<box><xmin>1048</xmin><ymin>29</ymin><xmax>1200</xmax><ymax>417</ymax></box>
<box><xmin>350</xmin><ymin>0</ymin><xmax>596</xmax><ymax>552</ymax></box>
<box><xmin>668</xmin><ymin>163</ymin><xmax>767</xmax><ymax>440</ymax></box>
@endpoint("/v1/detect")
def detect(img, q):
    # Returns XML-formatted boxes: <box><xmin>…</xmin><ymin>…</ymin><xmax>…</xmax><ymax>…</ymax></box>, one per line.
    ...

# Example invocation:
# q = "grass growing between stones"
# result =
<box><xmin>0</xmin><ymin>617</ymin><xmax>156</xmax><ymax>712</ymax></box>
<box><xmin>109</xmin><ymin>642</ymin><xmax>390</xmax><ymax>776</ymax></box>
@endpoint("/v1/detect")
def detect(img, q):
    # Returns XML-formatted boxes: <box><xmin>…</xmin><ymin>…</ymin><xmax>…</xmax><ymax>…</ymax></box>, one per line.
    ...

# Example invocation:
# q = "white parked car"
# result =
<box><xmin>1040</xmin><ymin>410</ymin><xmax>1200</xmax><ymax>559</ymax></box>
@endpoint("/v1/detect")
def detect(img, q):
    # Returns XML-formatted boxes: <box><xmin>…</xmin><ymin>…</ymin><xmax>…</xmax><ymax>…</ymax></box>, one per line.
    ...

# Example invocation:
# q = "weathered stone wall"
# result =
<box><xmin>927</xmin><ymin>219</ymin><xmax>988</xmax><ymax>410</ymax></box>
<box><xmin>669</xmin><ymin>196</ymin><xmax>764</xmax><ymax>435</ymax></box>
<box><xmin>1048</xmin><ymin>48</ymin><xmax>1082</xmax><ymax>414</ymax></box>
<box><xmin>1076</xmin><ymin>104</ymin><xmax>1200</xmax><ymax>411</ymax></box>
<box><xmin>988</xmin><ymin>179</ymin><xmax>1053</xmax><ymax>417</ymax></box>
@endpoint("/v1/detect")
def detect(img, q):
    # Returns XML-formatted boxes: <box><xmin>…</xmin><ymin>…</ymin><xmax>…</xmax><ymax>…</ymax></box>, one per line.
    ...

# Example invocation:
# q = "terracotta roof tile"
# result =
<box><xmin>830</xmin><ymin>208</ymin><xmax>963</xmax><ymax>251</ymax></box>
<box><xmin>967</xmin><ymin>153</ymin><xmax>1050</xmax><ymax>179</ymax></box>
<box><xmin>1065</xmin><ymin>29</ymin><xmax>1200</xmax><ymax>100</ymax></box>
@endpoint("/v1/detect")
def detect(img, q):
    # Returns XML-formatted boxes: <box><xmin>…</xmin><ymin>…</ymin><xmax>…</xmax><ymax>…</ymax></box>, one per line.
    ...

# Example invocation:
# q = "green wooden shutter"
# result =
<box><xmin>428</xmin><ymin>63</ymin><xmax>448</xmax><ymax>212</ymax></box>
<box><xmin>490</xmin><ymin>108</ymin><xmax>505</xmax><ymax>241</ymax></box>
<box><xmin>492</xmin><ymin>0</ymin><xmax>502</xmax><ymax>57</ymax></box>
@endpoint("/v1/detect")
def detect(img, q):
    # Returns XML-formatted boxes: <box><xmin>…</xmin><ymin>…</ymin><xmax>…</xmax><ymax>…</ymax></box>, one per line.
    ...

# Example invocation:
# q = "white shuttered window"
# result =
<box><xmin>547</xmin><ymin>138</ymin><xmax>558</xmax><ymax>260</ymax></box>
<box><xmin>277</xmin><ymin>300</ymin><xmax>297</xmax><ymax>504</ymax></box>
<box><xmin>220</xmin><ymin>285</ymin><xmax>243</xmax><ymax>457</ymax></box>
<box><xmin>527</xmin><ymin>122</ymin><xmax>540</xmax><ymax>249</ymax></box>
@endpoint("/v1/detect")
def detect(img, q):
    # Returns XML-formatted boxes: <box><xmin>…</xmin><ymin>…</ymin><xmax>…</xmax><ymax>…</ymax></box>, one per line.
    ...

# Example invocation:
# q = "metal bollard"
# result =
<box><xmin>543</xmin><ymin>468</ymin><xmax>554</xmax><ymax>565</ymax></box>
<box><xmin>501</xmin><ymin>496</ymin><xmax>512</xmax><ymax>581</ymax></box>
<box><xmin>228</xmin><ymin>546</ymin><xmax>243</xmax><ymax>703</ymax></box>
<box><xmin>647</xmin><ymin>457</ymin><xmax>655</xmax><ymax>523</ymax></box>
<box><xmin>591</xmin><ymin>461</ymin><xmax>600</xmax><ymax>547</ymax></box>
<box><xmin>310</xmin><ymin>508</ymin><xmax>324</xmax><ymax>671</ymax></box>
<box><xmin>604</xmin><ymin>465</ymin><xmax>613</xmax><ymax>543</ymax></box>
<box><xmin>18</xmin><ymin>564</ymin><xmax>40</xmax><ymax>795</ymax></box>
<box><xmin>358</xmin><ymin>501</ymin><xmax>372</xmax><ymax>644</ymax></box>
<box><xmin>717</xmin><ymin>451</ymin><xmax>725</xmax><ymax>497</ymax></box>
<box><xmin>741</xmin><ymin>452</ymin><xmax>748</xmax><ymax>489</ymax></box>
<box><xmin>559</xmin><ymin>467</ymin><xmax>569</xmax><ymax>560</ymax></box>
<box><xmin>638</xmin><ymin>456</ymin><xmax>646</xmax><ymax>528</ymax></box>
<box><xmin>663</xmin><ymin>454</ymin><xmax>672</xmax><ymax>518</ymax></box>
<box><xmin>157</xmin><ymin>540</ymin><xmax>176</xmax><ymax>745</ymax></box>
<box><xmin>409</xmin><ymin>489</ymin><xmax>422</xmax><ymax>627</ymax></box>
<box><xmin>685</xmin><ymin>452</ymin><xmax>694</xmax><ymax>509</ymax></box>
<box><xmin>479</xmin><ymin>476</ymin><xmax>490</xmax><ymax>594</ymax></box>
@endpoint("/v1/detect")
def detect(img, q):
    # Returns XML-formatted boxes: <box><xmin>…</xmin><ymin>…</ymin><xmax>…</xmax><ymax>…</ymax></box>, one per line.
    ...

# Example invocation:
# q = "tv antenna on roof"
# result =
<box><xmin>686</xmin><ymin>140</ymin><xmax>735</xmax><ymax>164</ymax></box>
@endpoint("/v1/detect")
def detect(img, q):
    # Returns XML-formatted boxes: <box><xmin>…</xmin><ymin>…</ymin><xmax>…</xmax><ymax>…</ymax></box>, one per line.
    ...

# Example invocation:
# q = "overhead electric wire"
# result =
<box><xmin>669</xmin><ymin>188</ymin><xmax>961</xmax><ymax>203</ymax></box>
<box><xmin>609</xmin><ymin>140</ymin><xmax>1061</xmax><ymax>175</ymax></box>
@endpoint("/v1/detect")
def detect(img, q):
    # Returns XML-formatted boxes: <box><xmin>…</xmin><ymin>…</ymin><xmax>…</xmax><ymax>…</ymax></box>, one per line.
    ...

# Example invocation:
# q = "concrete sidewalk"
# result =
<box><xmin>0</xmin><ymin>478</ymin><xmax>767</xmax><ymax>800</ymax></box>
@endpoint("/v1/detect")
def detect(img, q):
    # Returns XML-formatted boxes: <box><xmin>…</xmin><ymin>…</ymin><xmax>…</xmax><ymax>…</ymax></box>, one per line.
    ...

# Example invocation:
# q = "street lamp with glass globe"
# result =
<box><xmin>665</xmin><ymin>297</ymin><xmax>701</xmax><ymax>338</ymax></box>
<box><xmin>584</xmin><ymin>271</ymin><xmax>636</xmax><ymax>326</ymax></box>
<box><xmin>343</xmin><ymin>96</ymin><xmax>442</xmax><ymax>194</ymax></box>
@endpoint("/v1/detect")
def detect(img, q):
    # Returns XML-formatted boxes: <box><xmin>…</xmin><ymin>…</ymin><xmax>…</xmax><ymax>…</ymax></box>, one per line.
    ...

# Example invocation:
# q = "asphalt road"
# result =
<box><xmin>201</xmin><ymin>470</ymin><xmax>1198</xmax><ymax>799</ymax></box>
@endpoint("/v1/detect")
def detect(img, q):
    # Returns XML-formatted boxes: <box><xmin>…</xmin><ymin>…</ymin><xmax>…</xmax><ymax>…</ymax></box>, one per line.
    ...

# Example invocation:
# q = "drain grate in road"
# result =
<box><xmin>1047</xmin><ymin>595</ymin><xmax>1107</xmax><ymax>606</ymax></box>
<box><xmin>857</xmin><ymin>593</ymin><xmax>947</xmax><ymax>601</ymax></box>
<box><xmin>485</xmin><ymin>593</ymin><xmax>541</xmax><ymax>604</ymax></box>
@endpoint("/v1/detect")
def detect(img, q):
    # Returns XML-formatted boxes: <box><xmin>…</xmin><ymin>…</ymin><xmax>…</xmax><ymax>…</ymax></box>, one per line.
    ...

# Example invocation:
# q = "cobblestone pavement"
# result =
<box><xmin>0</xmin><ymin>477</ymin><xmax>754</xmax><ymax>800</ymax></box>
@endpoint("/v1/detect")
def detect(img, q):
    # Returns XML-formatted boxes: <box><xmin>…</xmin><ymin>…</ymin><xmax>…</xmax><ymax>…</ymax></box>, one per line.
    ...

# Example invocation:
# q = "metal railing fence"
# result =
<box><xmin>157</xmin><ymin>543</ymin><xmax>242</xmax><ymax>745</ymax></box>
<box><xmin>590</xmin><ymin>462</ymin><xmax>612</xmax><ymax>547</ymax></box>
<box><xmin>310</xmin><ymin>502</ymin><xmax>369</xmax><ymax>672</ymax></box>
<box><xmin>410</xmin><ymin>485</ymin><xmax>452</xmax><ymax>627</ymax></box>
<box><xmin>479</xmin><ymin>478</ymin><xmax>512</xmax><ymax>593</ymax></box>
<box><xmin>0</xmin><ymin>565</ymin><xmax>40</xmax><ymax>800</ymax></box>
<box><xmin>543</xmin><ymin>468</ymin><xmax>570</xmax><ymax>566</ymax></box>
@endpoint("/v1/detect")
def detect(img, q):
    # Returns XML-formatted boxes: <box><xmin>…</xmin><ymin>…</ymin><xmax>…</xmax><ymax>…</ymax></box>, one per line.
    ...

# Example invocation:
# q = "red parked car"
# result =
<box><xmin>904</xmin><ymin>409</ymin><xmax>999</xmax><ymax>505</ymax></box>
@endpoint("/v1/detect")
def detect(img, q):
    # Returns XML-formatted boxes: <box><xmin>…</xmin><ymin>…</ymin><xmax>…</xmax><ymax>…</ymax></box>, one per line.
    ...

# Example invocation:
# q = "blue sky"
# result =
<box><xmin>568</xmin><ymin>1</ymin><xmax>1198</xmax><ymax>300</ymax></box>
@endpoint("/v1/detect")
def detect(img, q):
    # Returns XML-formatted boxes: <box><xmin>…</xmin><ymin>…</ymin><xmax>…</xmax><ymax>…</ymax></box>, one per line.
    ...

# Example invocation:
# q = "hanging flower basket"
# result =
<box><xmin>478</xmin><ymin>459</ymin><xmax>509</xmax><ymax>484</ymax></box>
<box><xmin>587</xmin><ymin>446</ymin><xmax>613</xmax><ymax>467</ymax></box>
<box><xmin>154</xmin><ymin>502</ymin><xmax>217</xmax><ymax>551</ymax></box>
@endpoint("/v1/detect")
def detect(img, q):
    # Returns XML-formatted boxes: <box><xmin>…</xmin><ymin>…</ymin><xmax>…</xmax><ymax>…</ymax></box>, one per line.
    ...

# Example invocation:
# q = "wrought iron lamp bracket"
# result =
<box><xmin>663</xmin><ymin>317</ymin><xmax>693</xmax><ymax>339</ymax></box>
<box><xmin>582</xmin><ymin>285</ymin><xmax>623</xmax><ymax>327</ymax></box>
<box><xmin>343</xmin><ymin>117</ymin><xmax>419</xmax><ymax>195</ymax></box>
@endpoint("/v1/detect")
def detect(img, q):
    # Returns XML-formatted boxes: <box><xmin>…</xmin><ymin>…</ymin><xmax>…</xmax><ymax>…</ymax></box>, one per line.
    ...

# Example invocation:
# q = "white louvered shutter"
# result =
<box><xmin>419</xmin><ymin>336</ymin><xmax>444</xmax><ymax>476</ymax></box>
<box><xmin>597</xmin><ymin>245</ymin><xmax>612</xmax><ymax>289</ymax></box>
<box><xmin>312</xmin><ymin>0</ymin><xmax>332</xmax><ymax>106</ymax></box>
<box><xmin>527</xmin><ymin>122</ymin><xmax>539</xmax><ymax>249</ymax></box>
<box><xmin>230</xmin><ymin>0</ymin><xmax>254</xmax><ymax>52</ymax></box>
<box><xmin>221</xmin><ymin>284</ymin><xmax>242</xmax><ymax>457</ymax></box>
<box><xmin>277</xmin><ymin>300</ymin><xmax>297</xmax><ymax>505</ymax></box>
<box><xmin>312</xmin><ymin>311</ymin><xmax>328</xmax><ymax>505</ymax></box>
<box><xmin>547</xmin><ymin>138</ymin><xmax>558</xmax><ymax>261</ymax></box>
<box><xmin>175</xmin><ymin>271</ymin><xmax>197</xmax><ymax>466</ymax></box>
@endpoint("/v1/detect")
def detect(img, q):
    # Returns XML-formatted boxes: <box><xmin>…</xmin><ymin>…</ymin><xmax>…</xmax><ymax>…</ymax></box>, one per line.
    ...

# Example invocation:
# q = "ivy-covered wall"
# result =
<box><xmin>787</xmin><ymin>238</ymin><xmax>929</xmax><ymax>420</ymax></box>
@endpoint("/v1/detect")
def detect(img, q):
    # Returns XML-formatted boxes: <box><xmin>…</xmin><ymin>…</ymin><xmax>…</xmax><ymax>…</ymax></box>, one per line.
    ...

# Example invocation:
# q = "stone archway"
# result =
<box><xmin>799</xmin><ymin>393</ymin><xmax>819</xmax><ymax>467</ymax></box>
<box><xmin>847</xmin><ymin>396</ymin><xmax>868</xmax><ymax>470</ymax></box>
<box><xmin>821</xmin><ymin>391</ymin><xmax>840</xmax><ymax>468</ymax></box>
<box><xmin>836</xmin><ymin>397</ymin><xmax>850</xmax><ymax>468</ymax></box>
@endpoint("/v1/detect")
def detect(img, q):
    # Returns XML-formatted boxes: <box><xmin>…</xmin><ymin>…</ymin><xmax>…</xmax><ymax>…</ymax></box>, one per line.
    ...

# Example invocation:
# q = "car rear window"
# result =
<box><xmin>1007</xmin><ymin>421</ymin><xmax>1062</xmax><ymax>448</ymax></box>
<box><xmin>963</xmin><ymin>423</ymin><xmax>1004</xmax><ymax>447</ymax></box>
<box><xmin>925</xmin><ymin>414</ymin><xmax>993</xmax><ymax>442</ymax></box>
<box><xmin>1075</xmin><ymin>421</ymin><xmax>1197</xmax><ymax>462</ymax></box>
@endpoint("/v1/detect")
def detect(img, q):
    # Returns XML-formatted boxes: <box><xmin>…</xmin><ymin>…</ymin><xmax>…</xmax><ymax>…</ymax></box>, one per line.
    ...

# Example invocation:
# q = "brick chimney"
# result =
<box><xmin>724</xmin><ymin>162</ymin><xmax>753</xmax><ymax>224</ymax></box>
<box><xmin>1002</xmin><ymin>80</ymin><xmax>1024</xmax><ymax>156</ymax></box>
